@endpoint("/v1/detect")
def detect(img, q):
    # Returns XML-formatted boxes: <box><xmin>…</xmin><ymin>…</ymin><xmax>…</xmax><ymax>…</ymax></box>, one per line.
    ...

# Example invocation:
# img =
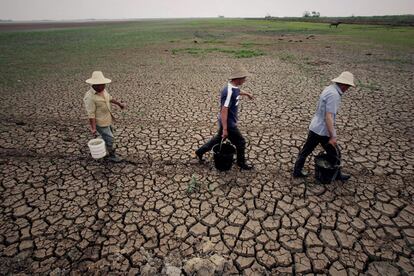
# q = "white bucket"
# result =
<box><xmin>88</xmin><ymin>138</ymin><xmax>106</xmax><ymax>159</ymax></box>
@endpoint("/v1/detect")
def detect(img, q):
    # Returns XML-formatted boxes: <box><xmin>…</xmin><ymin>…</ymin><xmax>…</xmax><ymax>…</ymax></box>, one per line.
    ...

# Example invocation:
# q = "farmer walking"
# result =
<box><xmin>293</xmin><ymin>71</ymin><xmax>355</xmax><ymax>180</ymax></box>
<box><xmin>83</xmin><ymin>71</ymin><xmax>126</xmax><ymax>162</ymax></box>
<box><xmin>195</xmin><ymin>65</ymin><xmax>254</xmax><ymax>170</ymax></box>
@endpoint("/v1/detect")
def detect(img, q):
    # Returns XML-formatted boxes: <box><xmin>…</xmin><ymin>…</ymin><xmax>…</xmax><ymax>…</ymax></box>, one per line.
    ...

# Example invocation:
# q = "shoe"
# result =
<box><xmin>238</xmin><ymin>163</ymin><xmax>254</xmax><ymax>171</ymax></box>
<box><xmin>108</xmin><ymin>155</ymin><xmax>122</xmax><ymax>163</ymax></box>
<box><xmin>336</xmin><ymin>173</ymin><xmax>351</xmax><ymax>181</ymax></box>
<box><xmin>195</xmin><ymin>151</ymin><xmax>204</xmax><ymax>163</ymax></box>
<box><xmin>106</xmin><ymin>148</ymin><xmax>122</xmax><ymax>163</ymax></box>
<box><xmin>293</xmin><ymin>170</ymin><xmax>308</xmax><ymax>178</ymax></box>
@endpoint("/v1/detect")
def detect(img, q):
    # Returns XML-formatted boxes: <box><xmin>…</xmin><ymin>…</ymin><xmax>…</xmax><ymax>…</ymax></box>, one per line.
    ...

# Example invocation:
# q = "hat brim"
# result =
<box><xmin>86</xmin><ymin>78</ymin><xmax>112</xmax><ymax>85</ymax></box>
<box><xmin>332</xmin><ymin>77</ymin><xmax>355</xmax><ymax>87</ymax></box>
<box><xmin>229</xmin><ymin>72</ymin><xmax>252</xmax><ymax>80</ymax></box>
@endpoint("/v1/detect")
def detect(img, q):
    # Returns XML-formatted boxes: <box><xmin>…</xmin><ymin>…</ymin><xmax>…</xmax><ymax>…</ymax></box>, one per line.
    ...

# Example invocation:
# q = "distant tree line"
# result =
<box><xmin>303</xmin><ymin>11</ymin><xmax>320</xmax><ymax>18</ymax></box>
<box><xmin>260</xmin><ymin>14</ymin><xmax>414</xmax><ymax>26</ymax></box>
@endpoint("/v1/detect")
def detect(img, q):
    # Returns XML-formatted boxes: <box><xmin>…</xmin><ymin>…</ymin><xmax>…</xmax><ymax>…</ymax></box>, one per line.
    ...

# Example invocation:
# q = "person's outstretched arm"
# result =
<box><xmin>240</xmin><ymin>90</ymin><xmax>253</xmax><ymax>100</ymax></box>
<box><xmin>110</xmin><ymin>99</ymin><xmax>126</xmax><ymax>109</ymax></box>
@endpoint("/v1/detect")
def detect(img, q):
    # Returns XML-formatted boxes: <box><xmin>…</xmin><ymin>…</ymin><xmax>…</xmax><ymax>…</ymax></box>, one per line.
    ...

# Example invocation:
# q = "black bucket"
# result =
<box><xmin>212</xmin><ymin>142</ymin><xmax>236</xmax><ymax>171</ymax></box>
<box><xmin>314</xmin><ymin>153</ymin><xmax>340</xmax><ymax>184</ymax></box>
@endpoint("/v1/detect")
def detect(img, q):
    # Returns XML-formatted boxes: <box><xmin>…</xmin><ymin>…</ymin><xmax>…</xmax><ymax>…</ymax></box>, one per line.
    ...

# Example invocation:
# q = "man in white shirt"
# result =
<box><xmin>293</xmin><ymin>72</ymin><xmax>355</xmax><ymax>181</ymax></box>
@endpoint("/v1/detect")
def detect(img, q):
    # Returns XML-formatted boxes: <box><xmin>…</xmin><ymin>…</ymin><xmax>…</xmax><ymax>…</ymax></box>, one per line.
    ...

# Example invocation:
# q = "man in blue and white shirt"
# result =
<box><xmin>196</xmin><ymin>65</ymin><xmax>254</xmax><ymax>170</ymax></box>
<box><xmin>293</xmin><ymin>71</ymin><xmax>355</xmax><ymax>180</ymax></box>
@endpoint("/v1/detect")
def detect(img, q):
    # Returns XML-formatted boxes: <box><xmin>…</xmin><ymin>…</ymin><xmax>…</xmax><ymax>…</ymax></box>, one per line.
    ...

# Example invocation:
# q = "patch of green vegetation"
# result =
<box><xmin>193</xmin><ymin>30</ymin><xmax>230</xmax><ymax>40</ymax></box>
<box><xmin>275</xmin><ymin>52</ymin><xmax>319</xmax><ymax>75</ymax></box>
<box><xmin>232</xmin><ymin>49</ymin><xmax>265</xmax><ymax>58</ymax></box>
<box><xmin>329</xmin><ymin>24</ymin><xmax>414</xmax><ymax>50</ymax></box>
<box><xmin>186</xmin><ymin>18</ymin><xmax>414</xmax><ymax>50</ymax></box>
<box><xmin>263</xmin><ymin>15</ymin><xmax>414</xmax><ymax>26</ymax></box>
<box><xmin>0</xmin><ymin>22</ymin><xmax>199</xmax><ymax>87</ymax></box>
<box><xmin>240</xmin><ymin>41</ymin><xmax>268</xmax><ymax>48</ymax></box>
<box><xmin>187</xmin><ymin>174</ymin><xmax>200</xmax><ymax>194</ymax></box>
<box><xmin>172</xmin><ymin>48</ymin><xmax>202</xmax><ymax>55</ymax></box>
<box><xmin>172</xmin><ymin>47</ymin><xmax>264</xmax><ymax>58</ymax></box>
<box><xmin>277</xmin><ymin>52</ymin><xmax>296</xmax><ymax>63</ymax></box>
<box><xmin>1</xmin><ymin>18</ymin><xmax>413</xmax><ymax>88</ymax></box>
<box><xmin>357</xmin><ymin>81</ymin><xmax>380</xmax><ymax>91</ymax></box>
<box><xmin>242</xmin><ymin>20</ymin><xmax>414</xmax><ymax>50</ymax></box>
<box><xmin>186</xmin><ymin>174</ymin><xmax>212</xmax><ymax>194</ymax></box>
<box><xmin>377</xmin><ymin>57</ymin><xmax>413</xmax><ymax>65</ymax></box>
<box><xmin>202</xmin><ymin>39</ymin><xmax>226</xmax><ymax>44</ymax></box>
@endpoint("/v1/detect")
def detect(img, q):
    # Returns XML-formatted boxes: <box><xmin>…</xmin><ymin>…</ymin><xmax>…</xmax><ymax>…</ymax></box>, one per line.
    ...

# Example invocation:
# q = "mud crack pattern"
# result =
<box><xmin>1</xmin><ymin>36</ymin><xmax>414</xmax><ymax>275</ymax></box>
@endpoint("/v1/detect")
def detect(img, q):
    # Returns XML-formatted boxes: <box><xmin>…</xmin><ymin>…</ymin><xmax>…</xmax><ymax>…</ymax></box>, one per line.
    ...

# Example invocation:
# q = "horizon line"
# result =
<box><xmin>1</xmin><ymin>14</ymin><xmax>414</xmax><ymax>23</ymax></box>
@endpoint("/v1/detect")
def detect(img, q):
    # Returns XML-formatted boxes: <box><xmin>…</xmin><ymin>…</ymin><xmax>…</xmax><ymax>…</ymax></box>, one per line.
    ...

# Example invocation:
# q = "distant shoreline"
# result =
<box><xmin>256</xmin><ymin>14</ymin><xmax>414</xmax><ymax>26</ymax></box>
<box><xmin>0</xmin><ymin>19</ymin><xmax>180</xmax><ymax>32</ymax></box>
<box><xmin>0</xmin><ymin>18</ymin><xmax>225</xmax><ymax>32</ymax></box>
<box><xmin>0</xmin><ymin>15</ymin><xmax>413</xmax><ymax>32</ymax></box>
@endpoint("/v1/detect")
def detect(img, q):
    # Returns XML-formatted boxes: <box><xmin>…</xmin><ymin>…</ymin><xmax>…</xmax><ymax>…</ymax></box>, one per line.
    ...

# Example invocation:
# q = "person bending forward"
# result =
<box><xmin>293</xmin><ymin>71</ymin><xmax>356</xmax><ymax>181</ymax></box>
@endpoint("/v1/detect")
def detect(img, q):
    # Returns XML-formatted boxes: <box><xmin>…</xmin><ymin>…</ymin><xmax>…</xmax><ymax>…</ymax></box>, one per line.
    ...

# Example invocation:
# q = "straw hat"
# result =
<box><xmin>229</xmin><ymin>65</ymin><xmax>251</xmax><ymax>80</ymax></box>
<box><xmin>332</xmin><ymin>71</ymin><xmax>355</xmax><ymax>87</ymax></box>
<box><xmin>86</xmin><ymin>71</ymin><xmax>112</xmax><ymax>85</ymax></box>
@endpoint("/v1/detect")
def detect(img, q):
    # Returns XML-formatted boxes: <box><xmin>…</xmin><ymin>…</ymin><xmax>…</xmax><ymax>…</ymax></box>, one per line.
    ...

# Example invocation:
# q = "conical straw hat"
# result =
<box><xmin>86</xmin><ymin>71</ymin><xmax>112</xmax><ymax>85</ymax></box>
<box><xmin>332</xmin><ymin>71</ymin><xmax>355</xmax><ymax>87</ymax></box>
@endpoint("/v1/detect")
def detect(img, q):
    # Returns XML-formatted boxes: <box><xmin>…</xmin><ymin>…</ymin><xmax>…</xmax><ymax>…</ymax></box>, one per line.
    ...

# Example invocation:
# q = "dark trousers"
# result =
<box><xmin>293</xmin><ymin>131</ymin><xmax>340</xmax><ymax>173</ymax></box>
<box><xmin>196</xmin><ymin>126</ymin><xmax>247</xmax><ymax>165</ymax></box>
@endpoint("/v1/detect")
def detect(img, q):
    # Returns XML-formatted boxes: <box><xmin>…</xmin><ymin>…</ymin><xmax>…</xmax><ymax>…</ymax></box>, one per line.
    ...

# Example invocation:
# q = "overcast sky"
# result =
<box><xmin>1</xmin><ymin>0</ymin><xmax>413</xmax><ymax>21</ymax></box>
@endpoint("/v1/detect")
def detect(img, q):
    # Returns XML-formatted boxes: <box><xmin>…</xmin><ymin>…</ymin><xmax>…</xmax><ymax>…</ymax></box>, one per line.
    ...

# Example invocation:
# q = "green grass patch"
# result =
<box><xmin>277</xmin><ymin>52</ymin><xmax>297</xmax><ymax>63</ymax></box>
<box><xmin>357</xmin><ymin>81</ymin><xmax>381</xmax><ymax>91</ymax></box>
<box><xmin>377</xmin><ymin>57</ymin><xmax>414</xmax><ymax>65</ymax></box>
<box><xmin>232</xmin><ymin>49</ymin><xmax>265</xmax><ymax>58</ymax></box>
<box><xmin>202</xmin><ymin>39</ymin><xmax>226</xmax><ymax>44</ymax></box>
<box><xmin>263</xmin><ymin>15</ymin><xmax>414</xmax><ymax>26</ymax></box>
<box><xmin>240</xmin><ymin>41</ymin><xmax>269</xmax><ymax>48</ymax></box>
<box><xmin>172</xmin><ymin>47</ymin><xmax>265</xmax><ymax>58</ymax></box>
<box><xmin>0</xmin><ymin>18</ymin><xmax>413</xmax><ymax>88</ymax></box>
<box><xmin>242</xmin><ymin>20</ymin><xmax>414</xmax><ymax>50</ymax></box>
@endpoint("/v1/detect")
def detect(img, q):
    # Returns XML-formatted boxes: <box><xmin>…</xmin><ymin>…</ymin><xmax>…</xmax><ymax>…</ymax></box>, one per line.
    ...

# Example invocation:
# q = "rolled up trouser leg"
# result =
<box><xmin>96</xmin><ymin>125</ymin><xmax>115</xmax><ymax>154</ymax></box>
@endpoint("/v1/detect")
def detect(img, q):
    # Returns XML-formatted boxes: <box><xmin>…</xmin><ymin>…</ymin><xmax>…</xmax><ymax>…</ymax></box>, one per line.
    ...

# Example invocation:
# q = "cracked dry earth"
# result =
<box><xmin>1</xmin><ymin>34</ymin><xmax>414</xmax><ymax>275</ymax></box>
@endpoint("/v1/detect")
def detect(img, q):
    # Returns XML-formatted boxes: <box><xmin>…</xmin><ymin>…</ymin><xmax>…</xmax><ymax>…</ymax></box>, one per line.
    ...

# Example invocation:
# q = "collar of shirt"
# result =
<box><xmin>88</xmin><ymin>88</ymin><xmax>108</xmax><ymax>98</ymax></box>
<box><xmin>333</xmin><ymin>83</ymin><xmax>343</xmax><ymax>96</ymax></box>
<box><xmin>228</xmin><ymin>82</ymin><xmax>239</xmax><ymax>90</ymax></box>
<box><xmin>92</xmin><ymin>88</ymin><xmax>107</xmax><ymax>95</ymax></box>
